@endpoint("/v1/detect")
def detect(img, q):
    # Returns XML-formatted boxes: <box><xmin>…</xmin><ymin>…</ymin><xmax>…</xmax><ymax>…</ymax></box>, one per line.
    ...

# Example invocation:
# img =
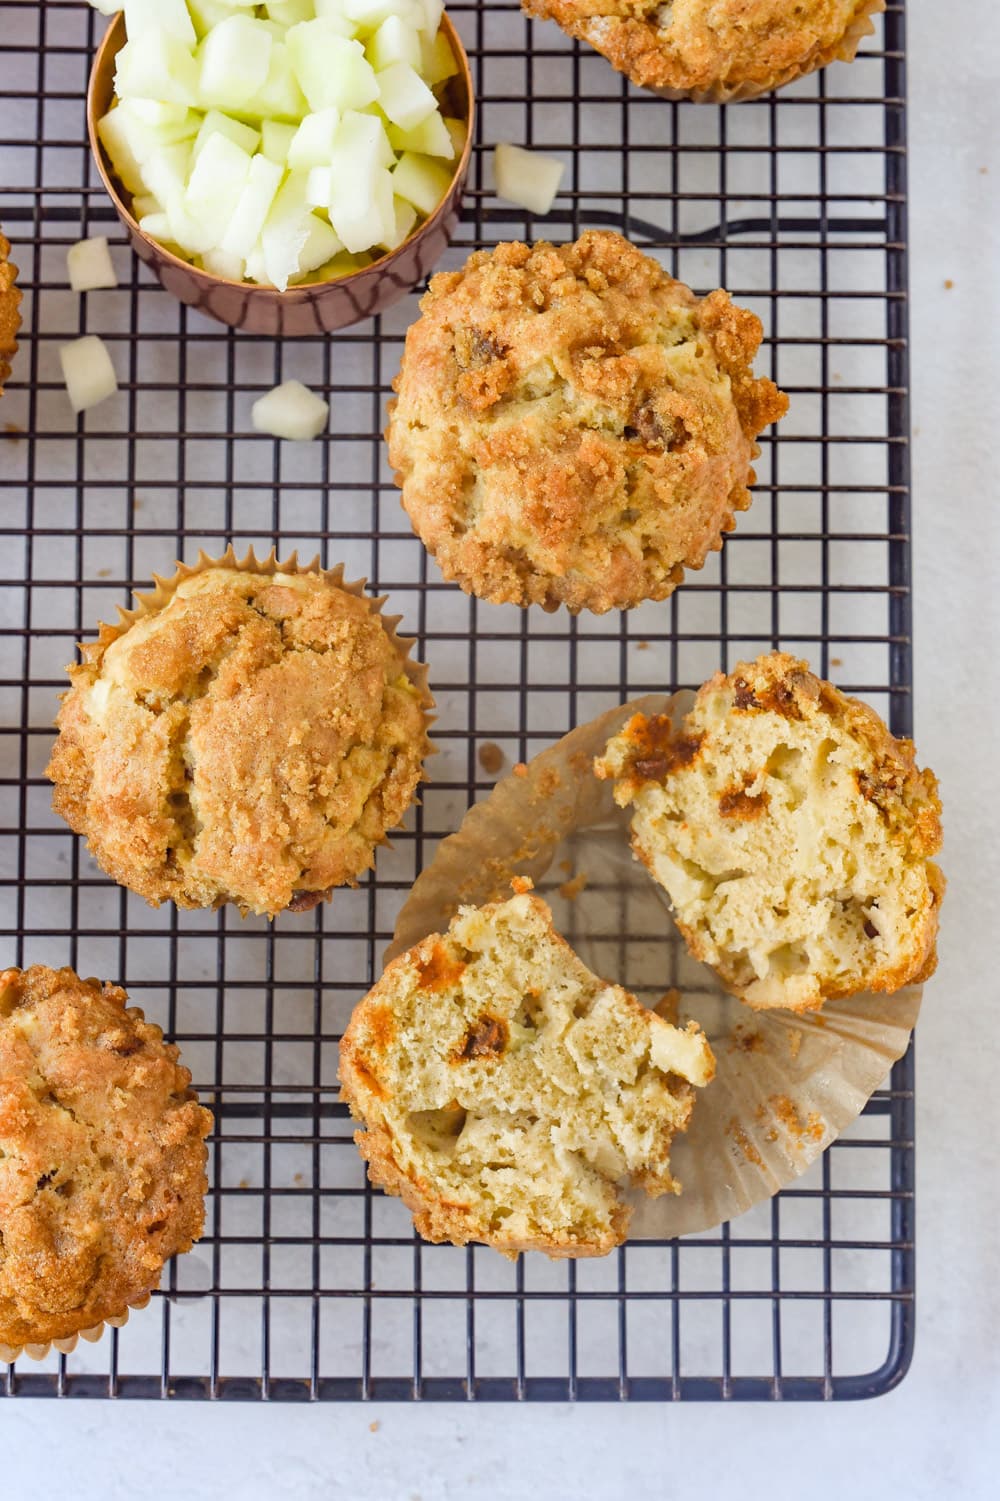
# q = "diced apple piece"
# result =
<box><xmin>114</xmin><ymin>29</ymin><xmax>199</xmax><ymax>107</ymax></box>
<box><xmin>333</xmin><ymin>108</ymin><xmax>395</xmax><ymax>172</ymax></box>
<box><xmin>391</xmin><ymin>150</ymin><xmax>451</xmax><ymax>216</ymax></box>
<box><xmin>304</xmin><ymin>249</ymin><xmax>370</xmax><ymax>282</ymax></box>
<box><xmin>184</xmin><ymin>136</ymin><xmax>252</xmax><ymax>253</ymax></box>
<box><xmin>312</xmin><ymin>0</ymin><xmax>359</xmax><ymax>32</ymax></box>
<box><xmin>142</xmin><ymin>141</ymin><xmax>194</xmax><ymax>209</ymax></box>
<box><xmin>387</xmin><ymin>107</ymin><xmax>454</xmax><ymax>160</ymax></box>
<box><xmin>287</xmin><ymin>107</ymin><xmax>342</xmax><ymax>170</ymax></box>
<box><xmin>344</xmin><ymin>0</ymin><xmax>417</xmax><ymax>32</ymax></box>
<box><xmin>123</xmin><ymin>0</ymin><xmax>196</xmax><ymax>48</ymax></box>
<box><xmin>294</xmin><ymin>215</ymin><xmax>344</xmax><ymax>276</ymax></box>
<box><xmin>197</xmin><ymin>15</ymin><xmax>272</xmax><ymax>110</ymax></box>
<box><xmin>187</xmin><ymin>0</ymin><xmax>242</xmax><ymax>41</ymax></box>
<box><xmin>494</xmin><ymin>142</ymin><xmax>565</xmax><ymax>216</ymax></box>
<box><xmin>97</xmin><ymin>107</ymin><xmax>149</xmax><ymax>195</ymax></box>
<box><xmin>220</xmin><ymin>152</ymin><xmax>284</xmax><ymax>257</ymax></box>
<box><xmin>444</xmin><ymin>115</ymin><xmax>466</xmax><ymax>158</ymax></box>
<box><xmin>59</xmin><ymin>335</ymin><xmax>119</xmax><ymax>413</ymax></box>
<box><xmin>67</xmin><ymin>236</ymin><xmax>118</xmax><ymax>293</ymax></box>
<box><xmin>329</xmin><ymin>163</ymin><xmax>394</xmax><ymax>253</ymax></box>
<box><xmin>116</xmin><ymin>99</ymin><xmax>199</xmax><ymax>156</ymax></box>
<box><xmin>260</xmin><ymin>171</ymin><xmax>313</xmax><ymax>290</ymax></box>
<box><xmin>375</xmin><ymin>61</ymin><xmax>435</xmax><ymax>131</ymax></box>
<box><xmin>193</xmin><ymin>110</ymin><xmax>261</xmax><ymax>161</ymax></box>
<box><xmin>261</xmin><ymin>120</ymin><xmax>297</xmax><ymax>163</ymax></box>
<box><xmin>414</xmin><ymin>0</ymin><xmax>444</xmax><ymax>36</ymax></box>
<box><xmin>420</xmin><ymin>28</ymin><xmax>458</xmax><ymax>87</ymax></box>
<box><xmin>240</xmin><ymin>43</ymin><xmax>310</xmax><ymax>123</ymax></box>
<box><xmin>201</xmin><ymin>248</ymin><xmax>246</xmax><ymax>281</ymax></box>
<box><xmin>138</xmin><ymin>211</ymin><xmax>176</xmax><ymax>244</ymax></box>
<box><xmin>130</xmin><ymin>192</ymin><xmax>161</xmax><ymax>219</ymax></box>
<box><xmin>244</xmin><ymin>247</ymin><xmax>274</xmax><ymax>286</ymax></box>
<box><xmin>367</xmin><ymin>14</ymin><xmax>421</xmax><ymax>71</ymax></box>
<box><xmin>287</xmin><ymin>22</ymin><xmax>377</xmax><ymax>112</ymax></box>
<box><xmin>252</xmin><ymin>380</ymin><xmax>330</xmax><ymax>441</ymax></box>
<box><xmin>305</xmin><ymin>165</ymin><xmax>333</xmax><ymax>207</ymax></box>
<box><xmin>264</xmin><ymin>0</ymin><xmax>314</xmax><ymax>23</ymax></box>
<box><xmin>379</xmin><ymin>193</ymin><xmax>417</xmax><ymax>251</ymax></box>
<box><xmin>124</xmin><ymin>99</ymin><xmax>191</xmax><ymax>129</ymax></box>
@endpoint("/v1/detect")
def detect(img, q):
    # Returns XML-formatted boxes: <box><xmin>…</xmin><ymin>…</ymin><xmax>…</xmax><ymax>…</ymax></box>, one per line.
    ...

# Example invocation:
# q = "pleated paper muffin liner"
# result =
<box><xmin>67</xmin><ymin>545</ymin><xmax>436</xmax><ymax>911</ymax></box>
<box><xmin>0</xmin><ymin>1294</ymin><xmax>150</xmax><ymax>1365</ymax></box>
<box><xmin>387</xmin><ymin>693</ymin><xmax>921</xmax><ymax>1240</ymax></box>
<box><xmin>593</xmin><ymin>0</ymin><xmax>886</xmax><ymax>105</ymax></box>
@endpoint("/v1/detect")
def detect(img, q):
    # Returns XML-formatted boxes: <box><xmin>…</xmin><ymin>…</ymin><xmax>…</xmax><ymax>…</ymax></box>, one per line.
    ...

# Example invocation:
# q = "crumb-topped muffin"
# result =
<box><xmin>522</xmin><ymin>0</ymin><xmax>886</xmax><ymax>102</ymax></box>
<box><xmin>0</xmin><ymin>230</ymin><xmax>21</xmax><ymax>396</ymax></box>
<box><xmin>46</xmin><ymin>557</ymin><xmax>433</xmax><ymax>917</ymax></box>
<box><xmin>596</xmin><ymin>654</ymin><xmax>943</xmax><ymax>1012</ymax></box>
<box><xmin>388</xmin><ymin>231</ymin><xmax>787</xmax><ymax>614</ymax></box>
<box><xmin>339</xmin><ymin>886</ymin><xmax>715</xmax><ymax>1257</ymax></box>
<box><xmin>0</xmin><ymin>965</ymin><xmax>211</xmax><ymax>1353</ymax></box>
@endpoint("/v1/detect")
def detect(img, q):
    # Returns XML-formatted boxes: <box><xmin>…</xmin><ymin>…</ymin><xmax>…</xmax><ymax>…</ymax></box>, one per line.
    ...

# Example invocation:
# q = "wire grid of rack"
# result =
<box><xmin>0</xmin><ymin>0</ymin><xmax>913</xmax><ymax>1400</ymax></box>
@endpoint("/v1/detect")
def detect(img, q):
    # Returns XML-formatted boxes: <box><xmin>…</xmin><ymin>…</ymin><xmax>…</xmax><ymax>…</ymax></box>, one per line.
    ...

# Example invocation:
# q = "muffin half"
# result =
<box><xmin>339</xmin><ymin>886</ymin><xmax>715</xmax><ymax>1257</ymax></box>
<box><xmin>0</xmin><ymin>965</ymin><xmax>211</xmax><ymax>1356</ymax></box>
<box><xmin>596</xmin><ymin>654</ymin><xmax>943</xmax><ymax>1012</ymax></box>
<box><xmin>0</xmin><ymin>229</ymin><xmax>21</xmax><ymax>397</ymax></box>
<box><xmin>522</xmin><ymin>0</ymin><xmax>886</xmax><ymax>102</ymax></box>
<box><xmin>388</xmin><ymin>231</ymin><xmax>787</xmax><ymax>613</ymax></box>
<box><xmin>46</xmin><ymin>552</ymin><xmax>433</xmax><ymax>917</ymax></box>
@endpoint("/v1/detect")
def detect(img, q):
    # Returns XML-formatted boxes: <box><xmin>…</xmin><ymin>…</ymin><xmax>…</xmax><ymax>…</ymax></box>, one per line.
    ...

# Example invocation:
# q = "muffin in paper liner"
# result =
<box><xmin>386</xmin><ymin>695</ymin><xmax>921</xmax><ymax>1239</ymax></box>
<box><xmin>522</xmin><ymin>1</ymin><xmax>886</xmax><ymax>105</ymax></box>
<box><xmin>0</xmin><ymin>1297</ymin><xmax>148</xmax><ymax>1366</ymax></box>
<box><xmin>45</xmin><ymin>546</ymin><xmax>435</xmax><ymax>918</ymax></box>
<box><xmin>0</xmin><ymin>228</ymin><xmax>21</xmax><ymax>396</ymax></box>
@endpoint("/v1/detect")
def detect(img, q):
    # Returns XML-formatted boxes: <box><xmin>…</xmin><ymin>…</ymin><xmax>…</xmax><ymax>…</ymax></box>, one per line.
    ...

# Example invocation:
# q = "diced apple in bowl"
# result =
<box><xmin>89</xmin><ymin>0</ymin><xmax>470</xmax><ymax>288</ymax></box>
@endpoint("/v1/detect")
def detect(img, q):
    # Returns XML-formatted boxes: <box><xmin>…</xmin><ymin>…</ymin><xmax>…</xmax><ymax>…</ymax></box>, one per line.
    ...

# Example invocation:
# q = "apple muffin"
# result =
<box><xmin>46</xmin><ymin>558</ymin><xmax>432</xmax><ymax>918</ymax></box>
<box><xmin>339</xmin><ymin>885</ymin><xmax>715</xmax><ymax>1257</ymax></box>
<box><xmin>596</xmin><ymin>654</ymin><xmax>944</xmax><ymax>1012</ymax></box>
<box><xmin>387</xmin><ymin>231</ymin><xmax>787</xmax><ymax>613</ymax></box>
<box><xmin>0</xmin><ymin>229</ymin><xmax>21</xmax><ymax>396</ymax></box>
<box><xmin>522</xmin><ymin>0</ymin><xmax>886</xmax><ymax>102</ymax></box>
<box><xmin>0</xmin><ymin>965</ymin><xmax>211</xmax><ymax>1355</ymax></box>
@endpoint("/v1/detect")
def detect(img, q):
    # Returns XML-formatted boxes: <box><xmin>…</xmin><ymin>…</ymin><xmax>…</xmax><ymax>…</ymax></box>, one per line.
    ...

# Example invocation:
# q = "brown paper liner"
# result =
<box><xmin>388</xmin><ymin>694</ymin><xmax>921</xmax><ymax>1239</ymax></box>
<box><xmin>73</xmin><ymin>545</ymin><xmax>436</xmax><ymax>909</ymax></box>
<box><xmin>0</xmin><ymin>228</ymin><xmax>21</xmax><ymax>395</ymax></box>
<box><xmin>577</xmin><ymin>0</ymin><xmax>885</xmax><ymax>104</ymax></box>
<box><xmin>0</xmin><ymin>1293</ymin><xmax>150</xmax><ymax>1364</ymax></box>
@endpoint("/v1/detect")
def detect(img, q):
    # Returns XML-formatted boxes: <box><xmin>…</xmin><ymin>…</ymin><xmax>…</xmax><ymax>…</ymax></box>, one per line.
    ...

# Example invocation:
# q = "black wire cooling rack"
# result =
<box><xmin>0</xmin><ymin>0</ymin><xmax>914</xmax><ymax>1400</ymax></box>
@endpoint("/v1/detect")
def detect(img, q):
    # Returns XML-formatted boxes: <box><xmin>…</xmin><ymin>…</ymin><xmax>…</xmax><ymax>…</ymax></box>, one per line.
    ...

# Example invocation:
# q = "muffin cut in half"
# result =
<box><xmin>522</xmin><ymin>0</ymin><xmax>886</xmax><ymax>103</ymax></box>
<box><xmin>339</xmin><ymin>886</ymin><xmax>715</xmax><ymax>1258</ymax></box>
<box><xmin>387</xmin><ymin>231</ymin><xmax>787</xmax><ymax>614</ymax></box>
<box><xmin>596</xmin><ymin>654</ymin><xmax>943</xmax><ymax>1013</ymax></box>
<box><xmin>0</xmin><ymin>965</ymin><xmax>211</xmax><ymax>1355</ymax></box>
<box><xmin>0</xmin><ymin>229</ymin><xmax>21</xmax><ymax>397</ymax></box>
<box><xmin>46</xmin><ymin>553</ymin><xmax>433</xmax><ymax>918</ymax></box>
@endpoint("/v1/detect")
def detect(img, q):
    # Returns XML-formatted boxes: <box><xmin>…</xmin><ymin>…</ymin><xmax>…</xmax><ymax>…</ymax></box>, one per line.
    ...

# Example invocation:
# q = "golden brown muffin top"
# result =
<box><xmin>0</xmin><ymin>965</ymin><xmax>211</xmax><ymax>1351</ymax></box>
<box><xmin>388</xmin><ymin>231</ymin><xmax>787</xmax><ymax>614</ymax></box>
<box><xmin>597</xmin><ymin>654</ymin><xmax>944</xmax><ymax>1011</ymax></box>
<box><xmin>522</xmin><ymin>0</ymin><xmax>885</xmax><ymax>98</ymax></box>
<box><xmin>0</xmin><ymin>230</ymin><xmax>21</xmax><ymax>396</ymax></box>
<box><xmin>46</xmin><ymin>562</ymin><xmax>433</xmax><ymax>917</ymax></box>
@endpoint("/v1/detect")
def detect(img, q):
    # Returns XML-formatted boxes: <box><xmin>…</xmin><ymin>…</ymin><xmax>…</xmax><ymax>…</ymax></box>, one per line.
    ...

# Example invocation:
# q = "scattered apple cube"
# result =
<box><xmin>494</xmin><ymin>143</ymin><xmax>565</xmax><ymax>216</ymax></box>
<box><xmin>59</xmin><ymin>335</ymin><xmax>119</xmax><ymax>413</ymax></box>
<box><xmin>197</xmin><ymin>14</ymin><xmax>273</xmax><ymax>110</ymax></box>
<box><xmin>67</xmin><ymin>236</ymin><xmax>118</xmax><ymax>293</ymax></box>
<box><xmin>252</xmin><ymin>380</ymin><xmax>330</xmax><ymax>441</ymax></box>
<box><xmin>391</xmin><ymin>150</ymin><xmax>452</xmax><ymax>216</ymax></box>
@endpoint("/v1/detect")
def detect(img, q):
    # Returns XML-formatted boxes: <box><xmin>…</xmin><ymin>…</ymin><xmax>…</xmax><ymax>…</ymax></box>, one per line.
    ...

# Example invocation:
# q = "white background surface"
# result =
<box><xmin>3</xmin><ymin>3</ymin><xmax>999</xmax><ymax>1495</ymax></box>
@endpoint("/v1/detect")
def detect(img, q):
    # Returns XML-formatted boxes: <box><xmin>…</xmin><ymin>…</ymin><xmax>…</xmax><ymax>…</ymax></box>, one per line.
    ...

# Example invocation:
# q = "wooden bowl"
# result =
<box><xmin>86</xmin><ymin>13</ymin><xmax>474</xmax><ymax>336</ymax></box>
